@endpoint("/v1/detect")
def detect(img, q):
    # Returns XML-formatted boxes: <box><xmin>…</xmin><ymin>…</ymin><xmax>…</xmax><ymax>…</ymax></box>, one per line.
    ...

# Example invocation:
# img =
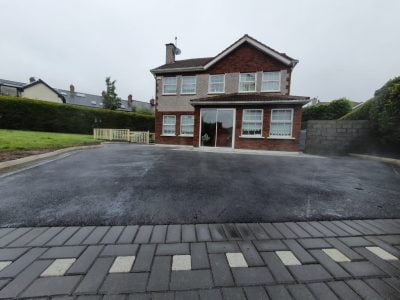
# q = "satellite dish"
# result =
<box><xmin>174</xmin><ymin>47</ymin><xmax>181</xmax><ymax>55</ymax></box>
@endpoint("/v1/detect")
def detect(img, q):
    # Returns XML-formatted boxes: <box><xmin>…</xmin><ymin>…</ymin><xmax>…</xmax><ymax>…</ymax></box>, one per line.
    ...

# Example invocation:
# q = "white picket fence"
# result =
<box><xmin>93</xmin><ymin>128</ymin><xmax>154</xmax><ymax>144</ymax></box>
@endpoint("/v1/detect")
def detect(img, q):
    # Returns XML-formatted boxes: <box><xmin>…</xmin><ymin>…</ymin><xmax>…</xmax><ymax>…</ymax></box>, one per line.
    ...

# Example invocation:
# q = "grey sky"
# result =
<box><xmin>1</xmin><ymin>0</ymin><xmax>399</xmax><ymax>103</ymax></box>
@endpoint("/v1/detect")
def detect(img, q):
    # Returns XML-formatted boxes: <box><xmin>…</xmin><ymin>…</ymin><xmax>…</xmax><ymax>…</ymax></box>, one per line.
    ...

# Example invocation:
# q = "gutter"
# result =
<box><xmin>190</xmin><ymin>99</ymin><xmax>310</xmax><ymax>106</ymax></box>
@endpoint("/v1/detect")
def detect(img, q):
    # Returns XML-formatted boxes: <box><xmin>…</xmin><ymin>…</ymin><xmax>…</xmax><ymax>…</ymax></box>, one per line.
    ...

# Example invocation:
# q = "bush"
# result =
<box><xmin>302</xmin><ymin>98</ymin><xmax>352</xmax><ymax>122</ymax></box>
<box><xmin>0</xmin><ymin>96</ymin><xmax>154</xmax><ymax>134</ymax></box>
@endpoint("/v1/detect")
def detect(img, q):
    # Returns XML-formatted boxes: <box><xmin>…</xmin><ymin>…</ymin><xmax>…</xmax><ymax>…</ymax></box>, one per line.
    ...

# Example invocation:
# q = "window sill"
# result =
<box><xmin>208</xmin><ymin>92</ymin><xmax>225</xmax><ymax>95</ymax></box>
<box><xmin>261</xmin><ymin>90</ymin><xmax>281</xmax><ymax>93</ymax></box>
<box><xmin>239</xmin><ymin>135</ymin><xmax>264</xmax><ymax>139</ymax></box>
<box><xmin>161</xmin><ymin>134</ymin><xmax>176</xmax><ymax>137</ymax></box>
<box><xmin>180</xmin><ymin>93</ymin><xmax>196</xmax><ymax>95</ymax></box>
<box><xmin>162</xmin><ymin>93</ymin><xmax>177</xmax><ymax>96</ymax></box>
<box><xmin>267</xmin><ymin>136</ymin><xmax>295</xmax><ymax>140</ymax></box>
<box><xmin>238</xmin><ymin>90</ymin><xmax>256</xmax><ymax>93</ymax></box>
<box><xmin>179</xmin><ymin>134</ymin><xmax>193</xmax><ymax>137</ymax></box>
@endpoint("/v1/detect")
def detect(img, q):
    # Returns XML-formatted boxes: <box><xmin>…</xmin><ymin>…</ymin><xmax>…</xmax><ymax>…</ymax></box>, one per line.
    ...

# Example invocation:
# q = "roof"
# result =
<box><xmin>0</xmin><ymin>79</ymin><xmax>26</xmax><ymax>87</ymax></box>
<box><xmin>190</xmin><ymin>93</ymin><xmax>310</xmax><ymax>106</ymax></box>
<box><xmin>151</xmin><ymin>34</ymin><xmax>298</xmax><ymax>74</ymax></box>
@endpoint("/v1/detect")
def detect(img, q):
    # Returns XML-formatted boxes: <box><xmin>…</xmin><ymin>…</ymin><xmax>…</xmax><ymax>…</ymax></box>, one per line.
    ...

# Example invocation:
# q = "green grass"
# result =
<box><xmin>0</xmin><ymin>130</ymin><xmax>100</xmax><ymax>151</ymax></box>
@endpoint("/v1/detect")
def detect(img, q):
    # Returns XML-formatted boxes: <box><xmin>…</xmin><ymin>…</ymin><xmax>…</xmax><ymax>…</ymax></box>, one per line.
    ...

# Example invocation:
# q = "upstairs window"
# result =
<box><xmin>180</xmin><ymin>115</ymin><xmax>194</xmax><ymax>136</ymax></box>
<box><xmin>162</xmin><ymin>115</ymin><xmax>176</xmax><ymax>135</ymax></box>
<box><xmin>262</xmin><ymin>72</ymin><xmax>281</xmax><ymax>92</ymax></box>
<box><xmin>242</xmin><ymin>109</ymin><xmax>263</xmax><ymax>136</ymax></box>
<box><xmin>269</xmin><ymin>109</ymin><xmax>293</xmax><ymax>138</ymax></box>
<box><xmin>208</xmin><ymin>74</ymin><xmax>225</xmax><ymax>93</ymax></box>
<box><xmin>162</xmin><ymin>77</ymin><xmax>177</xmax><ymax>94</ymax></box>
<box><xmin>181</xmin><ymin>76</ymin><xmax>196</xmax><ymax>94</ymax></box>
<box><xmin>239</xmin><ymin>73</ymin><xmax>256</xmax><ymax>92</ymax></box>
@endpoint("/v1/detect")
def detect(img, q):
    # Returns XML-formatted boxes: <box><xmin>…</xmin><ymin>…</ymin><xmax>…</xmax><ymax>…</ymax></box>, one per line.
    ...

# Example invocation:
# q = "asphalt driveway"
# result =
<box><xmin>0</xmin><ymin>143</ymin><xmax>399</xmax><ymax>227</ymax></box>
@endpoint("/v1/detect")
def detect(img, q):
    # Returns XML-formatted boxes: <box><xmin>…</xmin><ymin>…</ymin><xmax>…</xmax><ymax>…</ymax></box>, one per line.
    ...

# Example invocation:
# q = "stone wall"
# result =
<box><xmin>305</xmin><ymin>120</ymin><xmax>372</xmax><ymax>154</ymax></box>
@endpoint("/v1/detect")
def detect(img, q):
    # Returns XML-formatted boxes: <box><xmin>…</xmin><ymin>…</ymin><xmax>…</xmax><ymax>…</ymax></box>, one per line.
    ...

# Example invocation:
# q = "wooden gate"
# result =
<box><xmin>93</xmin><ymin>128</ymin><xmax>154</xmax><ymax>144</ymax></box>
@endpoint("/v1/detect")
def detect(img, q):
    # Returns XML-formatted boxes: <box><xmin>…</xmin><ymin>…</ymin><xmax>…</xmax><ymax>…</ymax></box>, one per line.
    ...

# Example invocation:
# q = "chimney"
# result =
<box><xmin>149</xmin><ymin>98</ymin><xmax>155</xmax><ymax>107</ymax></box>
<box><xmin>70</xmin><ymin>84</ymin><xmax>75</xmax><ymax>93</ymax></box>
<box><xmin>29</xmin><ymin>77</ymin><xmax>35</xmax><ymax>83</ymax></box>
<box><xmin>165</xmin><ymin>43</ymin><xmax>176</xmax><ymax>64</ymax></box>
<box><xmin>128</xmin><ymin>94</ymin><xmax>133</xmax><ymax>103</ymax></box>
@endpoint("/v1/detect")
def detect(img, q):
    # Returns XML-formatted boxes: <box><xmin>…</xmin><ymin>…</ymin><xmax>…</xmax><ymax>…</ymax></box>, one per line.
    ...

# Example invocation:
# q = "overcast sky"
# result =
<box><xmin>1</xmin><ymin>0</ymin><xmax>399</xmax><ymax>103</ymax></box>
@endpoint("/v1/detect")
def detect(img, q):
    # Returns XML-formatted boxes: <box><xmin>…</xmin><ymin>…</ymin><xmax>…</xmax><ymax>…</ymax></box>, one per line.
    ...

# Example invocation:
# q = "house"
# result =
<box><xmin>150</xmin><ymin>34</ymin><xmax>310</xmax><ymax>151</ymax></box>
<box><xmin>0</xmin><ymin>78</ymin><xmax>153</xmax><ymax>112</ymax></box>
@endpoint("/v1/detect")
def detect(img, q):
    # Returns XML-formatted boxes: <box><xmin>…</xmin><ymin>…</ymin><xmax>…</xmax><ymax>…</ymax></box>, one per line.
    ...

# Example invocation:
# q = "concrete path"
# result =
<box><xmin>1</xmin><ymin>219</ymin><xmax>400</xmax><ymax>299</ymax></box>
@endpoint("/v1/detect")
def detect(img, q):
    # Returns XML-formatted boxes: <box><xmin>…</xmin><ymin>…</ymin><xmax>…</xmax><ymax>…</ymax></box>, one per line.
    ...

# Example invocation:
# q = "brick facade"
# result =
<box><xmin>155</xmin><ymin>111</ymin><xmax>194</xmax><ymax>145</ymax></box>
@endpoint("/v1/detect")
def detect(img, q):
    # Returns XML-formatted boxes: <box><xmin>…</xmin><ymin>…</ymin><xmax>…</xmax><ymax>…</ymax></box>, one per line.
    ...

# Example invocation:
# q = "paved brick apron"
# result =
<box><xmin>1</xmin><ymin>219</ymin><xmax>400</xmax><ymax>299</ymax></box>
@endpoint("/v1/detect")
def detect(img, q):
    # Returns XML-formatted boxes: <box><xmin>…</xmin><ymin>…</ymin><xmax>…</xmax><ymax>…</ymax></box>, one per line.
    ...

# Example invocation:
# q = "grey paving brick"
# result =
<box><xmin>309</xmin><ymin>249</ymin><xmax>351</xmax><ymax>279</ymax></box>
<box><xmin>366</xmin><ymin>235</ymin><xmax>400</xmax><ymax>257</ymax></box>
<box><xmin>283</xmin><ymin>239</ymin><xmax>316</xmax><ymax>264</ymax></box>
<box><xmin>0</xmin><ymin>228</ymin><xmax>32</xmax><ymax>247</ymax></box>
<box><xmin>247</xmin><ymin>223</ymin><xmax>269</xmax><ymax>240</ymax></box>
<box><xmin>331</xmin><ymin>221</ymin><xmax>362</xmax><ymax>236</ymax></box>
<box><xmin>9</xmin><ymin>227</ymin><xmax>49</xmax><ymax>247</ymax></box>
<box><xmin>182</xmin><ymin>225</ymin><xmax>196</xmax><ymax>242</ymax></box>
<box><xmin>166</xmin><ymin>225</ymin><xmax>181</xmax><ymax>243</ymax></box>
<box><xmin>170</xmin><ymin>270</ymin><xmax>213</xmax><ymax>290</ymax></box>
<box><xmin>354</xmin><ymin>220</ymin><xmax>383</xmax><ymax>234</ymax></box>
<box><xmin>320</xmin><ymin>221</ymin><xmax>350</xmax><ymax>236</ymax></box>
<box><xmin>28</xmin><ymin>227</ymin><xmax>64</xmax><ymax>247</ymax></box>
<box><xmin>288</xmin><ymin>264</ymin><xmax>332</xmax><ymax>283</ymax></box>
<box><xmin>223</xmin><ymin>224</ymin><xmax>242</xmax><ymax>240</ymax></box>
<box><xmin>146</xmin><ymin>256</ymin><xmax>171</xmax><ymax>292</ymax></box>
<box><xmin>156</xmin><ymin>243</ymin><xmax>189</xmax><ymax>255</ymax></box>
<box><xmin>128</xmin><ymin>294</ymin><xmax>151</xmax><ymax>300</ymax></box>
<box><xmin>195</xmin><ymin>224</ymin><xmax>212</xmax><ymax>242</ymax></box>
<box><xmin>100</xmin><ymin>226</ymin><xmax>124</xmax><ymax>244</ymax></box>
<box><xmin>100</xmin><ymin>273</ymin><xmax>148</xmax><ymax>293</ymax></box>
<box><xmin>341</xmin><ymin>261</ymin><xmax>386</xmax><ymax>277</ymax></box>
<box><xmin>372</xmin><ymin>220</ymin><xmax>400</xmax><ymax>234</ymax></box>
<box><xmin>209</xmin><ymin>224</ymin><xmax>227</xmax><ymax>241</ymax></box>
<box><xmin>0</xmin><ymin>279</ymin><xmax>9</xmax><ymax>290</ymax></box>
<box><xmin>67</xmin><ymin>245</ymin><xmax>103</xmax><ymax>275</ymax></box>
<box><xmin>117</xmin><ymin>225</ymin><xmax>139</xmax><ymax>244</ymax></box>
<box><xmin>46</xmin><ymin>227</ymin><xmax>80</xmax><ymax>246</ymax></box>
<box><xmin>287</xmin><ymin>284</ymin><xmax>315</xmax><ymax>300</ymax></box>
<box><xmin>132</xmin><ymin>244</ymin><xmax>156</xmax><ymax>272</ymax></box>
<box><xmin>339</xmin><ymin>236</ymin><xmax>373</xmax><ymax>247</ymax></box>
<box><xmin>298</xmin><ymin>238</ymin><xmax>331</xmax><ymax>249</ymax></box>
<box><xmin>101</xmin><ymin>244</ymin><xmax>139</xmax><ymax>257</ymax></box>
<box><xmin>346</xmin><ymin>279</ymin><xmax>384</xmax><ymax>300</ymax></box>
<box><xmin>209</xmin><ymin>253</ymin><xmax>234</xmax><ymax>287</ymax></box>
<box><xmin>236</xmin><ymin>224</ymin><xmax>255</xmax><ymax>240</ymax></box>
<box><xmin>327</xmin><ymin>281</ymin><xmax>362</xmax><ymax>300</ymax></box>
<box><xmin>309</xmin><ymin>222</ymin><xmax>336</xmax><ymax>237</ymax></box>
<box><xmin>221</xmin><ymin>288</ymin><xmax>246</xmax><ymax>300</ymax></box>
<box><xmin>261</xmin><ymin>223</ymin><xmax>284</xmax><ymax>239</ymax></box>
<box><xmin>74</xmin><ymin>257</ymin><xmax>114</xmax><ymax>294</ymax></box>
<box><xmin>0</xmin><ymin>247</ymin><xmax>47</xmax><ymax>278</ymax></box>
<box><xmin>103</xmin><ymin>295</ymin><xmax>127</xmax><ymax>300</ymax></box>
<box><xmin>307</xmin><ymin>282</ymin><xmax>339</xmax><ymax>300</ymax></box>
<box><xmin>342</xmin><ymin>220</ymin><xmax>371</xmax><ymax>235</ymax></box>
<box><xmin>65</xmin><ymin>227</ymin><xmax>96</xmax><ymax>245</ymax></box>
<box><xmin>377</xmin><ymin>234</ymin><xmax>400</xmax><ymax>245</ymax></box>
<box><xmin>0</xmin><ymin>260</ymin><xmax>52</xmax><ymax>299</ymax></box>
<box><xmin>273</xmin><ymin>223</ymin><xmax>297</xmax><ymax>238</ymax></box>
<box><xmin>191</xmin><ymin>243</ymin><xmax>209</xmax><ymax>269</ymax></box>
<box><xmin>254</xmin><ymin>240</ymin><xmax>287</xmax><ymax>251</ymax></box>
<box><xmin>207</xmin><ymin>241</ymin><xmax>239</xmax><ymax>253</ymax></box>
<box><xmin>78</xmin><ymin>296</ymin><xmax>101</xmax><ymax>300</ymax></box>
<box><xmin>232</xmin><ymin>267</ymin><xmax>274</xmax><ymax>286</ymax></box>
<box><xmin>152</xmin><ymin>292</ymin><xmax>174</xmax><ymax>300</ymax></box>
<box><xmin>296</xmin><ymin>222</ymin><xmax>324</xmax><ymax>238</ymax></box>
<box><xmin>150</xmin><ymin>225</ymin><xmax>167</xmax><ymax>243</ymax></box>
<box><xmin>41</xmin><ymin>245</ymin><xmax>86</xmax><ymax>259</ymax></box>
<box><xmin>265</xmin><ymin>285</ymin><xmax>292</xmax><ymax>300</ymax></box>
<box><xmin>354</xmin><ymin>247</ymin><xmax>400</xmax><ymax>277</ymax></box>
<box><xmin>365</xmin><ymin>278</ymin><xmax>400</xmax><ymax>299</ymax></box>
<box><xmin>285</xmin><ymin>222</ymin><xmax>311</xmax><ymax>238</ymax></box>
<box><xmin>52</xmin><ymin>295</ymin><xmax>76</xmax><ymax>300</ymax></box>
<box><xmin>21</xmin><ymin>276</ymin><xmax>82</xmax><ymax>297</ymax></box>
<box><xmin>0</xmin><ymin>247</ymin><xmax>29</xmax><ymax>260</ymax></box>
<box><xmin>261</xmin><ymin>252</ymin><xmax>294</xmax><ymax>284</ymax></box>
<box><xmin>325</xmin><ymin>237</ymin><xmax>363</xmax><ymax>260</ymax></box>
<box><xmin>134</xmin><ymin>226</ymin><xmax>153</xmax><ymax>244</ymax></box>
<box><xmin>83</xmin><ymin>227</ymin><xmax>110</xmax><ymax>245</ymax></box>
<box><xmin>244</xmin><ymin>286</ymin><xmax>269</xmax><ymax>300</ymax></box>
<box><xmin>0</xmin><ymin>228</ymin><xmax>15</xmax><ymax>239</ymax></box>
<box><xmin>198</xmin><ymin>289</ymin><xmax>223</xmax><ymax>300</ymax></box>
<box><xmin>175</xmin><ymin>291</ymin><xmax>199</xmax><ymax>300</ymax></box>
<box><xmin>238</xmin><ymin>241</ymin><xmax>264</xmax><ymax>266</ymax></box>
<box><xmin>383</xmin><ymin>277</ymin><xmax>400</xmax><ymax>293</ymax></box>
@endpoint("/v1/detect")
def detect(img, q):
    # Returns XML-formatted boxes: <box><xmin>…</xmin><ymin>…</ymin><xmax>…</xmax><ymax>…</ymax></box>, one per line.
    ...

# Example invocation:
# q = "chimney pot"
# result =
<box><xmin>150</xmin><ymin>99</ymin><xmax>155</xmax><ymax>106</ymax></box>
<box><xmin>70</xmin><ymin>84</ymin><xmax>75</xmax><ymax>93</ymax></box>
<box><xmin>165</xmin><ymin>43</ymin><xmax>176</xmax><ymax>64</ymax></box>
<box><xmin>29</xmin><ymin>77</ymin><xmax>35</xmax><ymax>83</ymax></box>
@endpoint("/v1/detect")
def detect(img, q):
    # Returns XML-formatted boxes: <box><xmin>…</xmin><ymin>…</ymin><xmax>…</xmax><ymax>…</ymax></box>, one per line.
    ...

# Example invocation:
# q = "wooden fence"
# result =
<box><xmin>93</xmin><ymin>128</ymin><xmax>154</xmax><ymax>144</ymax></box>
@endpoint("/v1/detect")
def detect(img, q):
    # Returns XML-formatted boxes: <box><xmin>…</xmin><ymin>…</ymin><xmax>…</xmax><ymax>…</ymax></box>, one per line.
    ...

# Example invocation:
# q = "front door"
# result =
<box><xmin>200</xmin><ymin>109</ymin><xmax>235</xmax><ymax>148</ymax></box>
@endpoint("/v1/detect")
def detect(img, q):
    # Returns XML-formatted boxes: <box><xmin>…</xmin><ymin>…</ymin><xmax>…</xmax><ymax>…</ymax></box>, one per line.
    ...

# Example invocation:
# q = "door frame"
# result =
<box><xmin>199</xmin><ymin>108</ymin><xmax>236</xmax><ymax>149</ymax></box>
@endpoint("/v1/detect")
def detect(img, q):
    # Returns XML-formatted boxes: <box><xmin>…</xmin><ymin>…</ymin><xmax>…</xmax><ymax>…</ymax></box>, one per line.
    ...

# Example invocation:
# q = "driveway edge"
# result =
<box><xmin>0</xmin><ymin>143</ymin><xmax>103</xmax><ymax>171</ymax></box>
<box><xmin>350</xmin><ymin>153</ymin><xmax>400</xmax><ymax>167</ymax></box>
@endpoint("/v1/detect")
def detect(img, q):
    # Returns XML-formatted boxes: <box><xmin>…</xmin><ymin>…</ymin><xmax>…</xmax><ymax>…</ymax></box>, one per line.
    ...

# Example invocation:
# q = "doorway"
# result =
<box><xmin>200</xmin><ymin>108</ymin><xmax>235</xmax><ymax>148</ymax></box>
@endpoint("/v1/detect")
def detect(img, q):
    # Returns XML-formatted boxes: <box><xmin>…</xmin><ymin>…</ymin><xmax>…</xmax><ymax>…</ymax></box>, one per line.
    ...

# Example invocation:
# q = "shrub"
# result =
<box><xmin>302</xmin><ymin>98</ymin><xmax>352</xmax><ymax>122</ymax></box>
<box><xmin>0</xmin><ymin>96</ymin><xmax>154</xmax><ymax>134</ymax></box>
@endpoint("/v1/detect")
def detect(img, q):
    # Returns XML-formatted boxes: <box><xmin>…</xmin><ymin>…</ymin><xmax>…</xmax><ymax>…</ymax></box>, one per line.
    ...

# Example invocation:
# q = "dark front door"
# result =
<box><xmin>200</xmin><ymin>109</ymin><xmax>235</xmax><ymax>148</ymax></box>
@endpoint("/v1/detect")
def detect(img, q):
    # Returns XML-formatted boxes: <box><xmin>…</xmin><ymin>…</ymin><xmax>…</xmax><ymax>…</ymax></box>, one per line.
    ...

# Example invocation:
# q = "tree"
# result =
<box><xmin>102</xmin><ymin>77</ymin><xmax>121</xmax><ymax>110</ymax></box>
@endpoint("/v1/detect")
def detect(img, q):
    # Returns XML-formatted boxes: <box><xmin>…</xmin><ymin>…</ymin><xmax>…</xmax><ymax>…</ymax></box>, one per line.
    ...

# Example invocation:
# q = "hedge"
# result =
<box><xmin>0</xmin><ymin>96</ymin><xmax>154</xmax><ymax>134</ymax></box>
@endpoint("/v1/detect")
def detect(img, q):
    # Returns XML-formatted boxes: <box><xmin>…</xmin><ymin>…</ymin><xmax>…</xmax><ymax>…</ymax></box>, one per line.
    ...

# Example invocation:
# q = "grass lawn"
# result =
<box><xmin>0</xmin><ymin>129</ymin><xmax>100</xmax><ymax>151</ymax></box>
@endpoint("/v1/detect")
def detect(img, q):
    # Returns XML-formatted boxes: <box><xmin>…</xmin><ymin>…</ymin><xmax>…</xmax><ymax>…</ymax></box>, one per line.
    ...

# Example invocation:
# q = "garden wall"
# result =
<box><xmin>305</xmin><ymin>120</ymin><xmax>372</xmax><ymax>154</ymax></box>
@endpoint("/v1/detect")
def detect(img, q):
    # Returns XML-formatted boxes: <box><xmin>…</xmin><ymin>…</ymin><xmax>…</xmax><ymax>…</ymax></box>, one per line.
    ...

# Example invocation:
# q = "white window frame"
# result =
<box><xmin>181</xmin><ymin>76</ymin><xmax>197</xmax><ymax>95</ymax></box>
<box><xmin>180</xmin><ymin>115</ymin><xmax>194</xmax><ymax>136</ymax></box>
<box><xmin>241</xmin><ymin>109</ymin><xmax>264</xmax><ymax>138</ymax></box>
<box><xmin>162</xmin><ymin>77</ymin><xmax>177</xmax><ymax>95</ymax></box>
<box><xmin>262</xmin><ymin>71</ymin><xmax>281</xmax><ymax>92</ymax></box>
<box><xmin>239</xmin><ymin>73</ymin><xmax>257</xmax><ymax>93</ymax></box>
<box><xmin>162</xmin><ymin>115</ymin><xmax>176</xmax><ymax>136</ymax></box>
<box><xmin>208</xmin><ymin>74</ymin><xmax>225</xmax><ymax>94</ymax></box>
<box><xmin>269</xmin><ymin>108</ymin><xmax>294</xmax><ymax>139</ymax></box>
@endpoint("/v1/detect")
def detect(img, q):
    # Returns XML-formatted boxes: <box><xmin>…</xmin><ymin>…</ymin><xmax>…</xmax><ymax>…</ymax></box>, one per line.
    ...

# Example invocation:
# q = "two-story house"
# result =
<box><xmin>150</xmin><ymin>34</ymin><xmax>309</xmax><ymax>151</ymax></box>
